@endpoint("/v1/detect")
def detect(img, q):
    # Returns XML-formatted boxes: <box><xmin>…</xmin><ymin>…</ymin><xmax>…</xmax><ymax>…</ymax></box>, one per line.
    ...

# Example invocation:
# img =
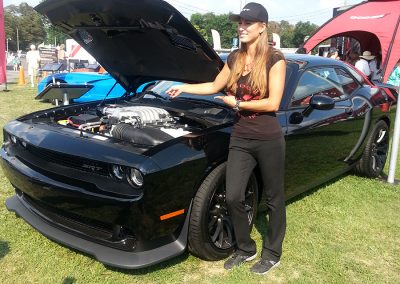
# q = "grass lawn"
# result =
<box><xmin>0</xmin><ymin>85</ymin><xmax>399</xmax><ymax>283</ymax></box>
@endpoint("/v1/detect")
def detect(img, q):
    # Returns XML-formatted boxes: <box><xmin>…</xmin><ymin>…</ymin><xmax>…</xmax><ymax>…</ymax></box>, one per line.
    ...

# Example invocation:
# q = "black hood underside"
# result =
<box><xmin>35</xmin><ymin>0</ymin><xmax>224</xmax><ymax>92</ymax></box>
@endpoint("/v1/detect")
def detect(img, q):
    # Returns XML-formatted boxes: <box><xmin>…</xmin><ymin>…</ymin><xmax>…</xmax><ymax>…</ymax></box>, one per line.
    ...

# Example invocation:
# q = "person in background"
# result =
<box><xmin>347</xmin><ymin>51</ymin><xmax>360</xmax><ymax>66</ymax></box>
<box><xmin>12</xmin><ymin>55</ymin><xmax>20</xmax><ymax>71</ymax></box>
<box><xmin>296</xmin><ymin>47</ymin><xmax>307</xmax><ymax>54</ymax></box>
<box><xmin>368</xmin><ymin>52</ymin><xmax>380</xmax><ymax>81</ymax></box>
<box><xmin>167</xmin><ymin>2</ymin><xmax>286</xmax><ymax>276</ymax></box>
<box><xmin>327</xmin><ymin>47</ymin><xmax>340</xmax><ymax>60</ymax></box>
<box><xmin>355</xmin><ymin>50</ymin><xmax>372</xmax><ymax>78</ymax></box>
<box><xmin>26</xmin><ymin>44</ymin><xmax>41</xmax><ymax>87</ymax></box>
<box><xmin>57</xmin><ymin>44</ymin><xmax>66</xmax><ymax>62</ymax></box>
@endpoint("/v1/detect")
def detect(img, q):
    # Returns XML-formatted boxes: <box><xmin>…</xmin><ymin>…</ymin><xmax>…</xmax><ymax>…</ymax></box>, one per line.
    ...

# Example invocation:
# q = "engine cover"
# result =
<box><xmin>103</xmin><ymin>106</ymin><xmax>173</xmax><ymax>125</ymax></box>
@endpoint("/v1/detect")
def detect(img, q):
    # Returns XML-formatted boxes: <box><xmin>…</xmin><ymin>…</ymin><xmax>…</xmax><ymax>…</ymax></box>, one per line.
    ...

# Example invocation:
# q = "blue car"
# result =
<box><xmin>37</xmin><ymin>53</ymin><xmax>229</xmax><ymax>103</ymax></box>
<box><xmin>37</xmin><ymin>72</ymin><xmax>156</xmax><ymax>103</ymax></box>
<box><xmin>37</xmin><ymin>72</ymin><xmax>126</xmax><ymax>102</ymax></box>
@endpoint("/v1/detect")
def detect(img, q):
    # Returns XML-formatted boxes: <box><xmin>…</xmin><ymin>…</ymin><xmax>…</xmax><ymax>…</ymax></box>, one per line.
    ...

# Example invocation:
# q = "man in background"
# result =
<box><xmin>26</xmin><ymin>44</ymin><xmax>41</xmax><ymax>87</ymax></box>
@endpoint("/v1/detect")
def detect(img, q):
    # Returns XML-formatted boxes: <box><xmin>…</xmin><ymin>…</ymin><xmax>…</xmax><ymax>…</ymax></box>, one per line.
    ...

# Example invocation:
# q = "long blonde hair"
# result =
<box><xmin>227</xmin><ymin>31</ymin><xmax>271</xmax><ymax>99</ymax></box>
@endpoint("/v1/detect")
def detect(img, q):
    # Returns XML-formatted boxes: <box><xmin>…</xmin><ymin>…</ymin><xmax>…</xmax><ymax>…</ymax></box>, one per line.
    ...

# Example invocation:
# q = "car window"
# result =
<box><xmin>335</xmin><ymin>67</ymin><xmax>359</xmax><ymax>95</ymax></box>
<box><xmin>345</xmin><ymin>65</ymin><xmax>365</xmax><ymax>84</ymax></box>
<box><xmin>290</xmin><ymin>67</ymin><xmax>350</xmax><ymax>108</ymax></box>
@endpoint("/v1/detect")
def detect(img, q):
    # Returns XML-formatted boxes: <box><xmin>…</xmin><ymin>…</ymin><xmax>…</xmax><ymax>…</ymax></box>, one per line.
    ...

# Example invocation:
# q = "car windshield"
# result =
<box><xmin>144</xmin><ymin>64</ymin><xmax>294</xmax><ymax>104</ymax></box>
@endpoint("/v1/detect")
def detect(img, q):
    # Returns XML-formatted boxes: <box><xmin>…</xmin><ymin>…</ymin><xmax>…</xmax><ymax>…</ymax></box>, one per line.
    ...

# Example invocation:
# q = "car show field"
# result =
<box><xmin>1</xmin><ymin>0</ymin><xmax>400</xmax><ymax>282</ymax></box>
<box><xmin>0</xmin><ymin>86</ymin><xmax>399</xmax><ymax>283</ymax></box>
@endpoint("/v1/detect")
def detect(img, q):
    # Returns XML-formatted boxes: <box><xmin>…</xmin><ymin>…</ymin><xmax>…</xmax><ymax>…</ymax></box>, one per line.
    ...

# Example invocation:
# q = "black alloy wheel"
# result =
<box><xmin>188</xmin><ymin>162</ymin><xmax>258</xmax><ymax>260</ymax></box>
<box><xmin>355</xmin><ymin>120</ymin><xmax>389</xmax><ymax>178</ymax></box>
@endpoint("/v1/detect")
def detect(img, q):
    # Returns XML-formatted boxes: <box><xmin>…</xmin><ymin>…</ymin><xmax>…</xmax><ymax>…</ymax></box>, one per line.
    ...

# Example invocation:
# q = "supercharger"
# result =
<box><xmin>102</xmin><ymin>106</ymin><xmax>174</xmax><ymax>126</ymax></box>
<box><xmin>102</xmin><ymin>105</ymin><xmax>190</xmax><ymax>139</ymax></box>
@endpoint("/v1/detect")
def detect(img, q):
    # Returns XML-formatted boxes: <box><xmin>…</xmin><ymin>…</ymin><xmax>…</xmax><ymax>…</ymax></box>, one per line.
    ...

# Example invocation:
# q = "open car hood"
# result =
<box><xmin>35</xmin><ymin>0</ymin><xmax>224</xmax><ymax>92</ymax></box>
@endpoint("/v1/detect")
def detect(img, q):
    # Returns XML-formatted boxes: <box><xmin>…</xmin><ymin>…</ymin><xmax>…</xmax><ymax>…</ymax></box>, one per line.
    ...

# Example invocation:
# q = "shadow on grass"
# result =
<box><xmin>62</xmin><ymin>277</ymin><xmax>76</xmax><ymax>284</ymax></box>
<box><xmin>0</xmin><ymin>240</ymin><xmax>10</xmax><ymax>260</ymax></box>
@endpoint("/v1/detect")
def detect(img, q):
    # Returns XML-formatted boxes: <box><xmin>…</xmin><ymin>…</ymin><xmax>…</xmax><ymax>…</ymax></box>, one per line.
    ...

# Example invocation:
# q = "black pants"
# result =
<box><xmin>226</xmin><ymin>136</ymin><xmax>286</xmax><ymax>261</ymax></box>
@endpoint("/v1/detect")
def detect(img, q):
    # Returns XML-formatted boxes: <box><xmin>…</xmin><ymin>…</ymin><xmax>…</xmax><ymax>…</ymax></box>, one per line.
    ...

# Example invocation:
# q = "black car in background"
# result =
<box><xmin>1</xmin><ymin>0</ymin><xmax>396</xmax><ymax>269</ymax></box>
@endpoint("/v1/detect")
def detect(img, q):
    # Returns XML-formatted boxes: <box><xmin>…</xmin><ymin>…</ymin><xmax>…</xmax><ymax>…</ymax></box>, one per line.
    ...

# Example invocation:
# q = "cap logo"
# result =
<box><xmin>242</xmin><ymin>8</ymin><xmax>250</xmax><ymax>11</ymax></box>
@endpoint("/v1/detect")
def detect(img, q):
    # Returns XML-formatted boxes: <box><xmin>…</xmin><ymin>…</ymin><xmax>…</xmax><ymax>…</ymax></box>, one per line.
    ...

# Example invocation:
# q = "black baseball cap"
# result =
<box><xmin>229</xmin><ymin>2</ymin><xmax>268</xmax><ymax>23</ymax></box>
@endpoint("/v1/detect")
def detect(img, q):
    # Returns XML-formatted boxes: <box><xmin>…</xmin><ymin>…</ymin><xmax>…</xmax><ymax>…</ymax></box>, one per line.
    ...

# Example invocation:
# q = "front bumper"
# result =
<box><xmin>1</xmin><ymin>146</ymin><xmax>190</xmax><ymax>269</ymax></box>
<box><xmin>6</xmin><ymin>194</ymin><xmax>189</xmax><ymax>269</ymax></box>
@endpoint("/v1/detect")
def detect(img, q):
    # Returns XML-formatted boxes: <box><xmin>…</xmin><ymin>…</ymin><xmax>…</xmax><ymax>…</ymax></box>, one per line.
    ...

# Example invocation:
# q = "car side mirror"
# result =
<box><xmin>302</xmin><ymin>94</ymin><xmax>335</xmax><ymax>117</ymax></box>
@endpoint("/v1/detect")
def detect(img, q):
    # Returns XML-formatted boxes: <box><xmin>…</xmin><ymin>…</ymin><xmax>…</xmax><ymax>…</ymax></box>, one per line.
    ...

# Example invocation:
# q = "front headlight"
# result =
<box><xmin>128</xmin><ymin>168</ymin><xmax>144</xmax><ymax>188</ymax></box>
<box><xmin>10</xmin><ymin>135</ymin><xmax>17</xmax><ymax>144</ymax></box>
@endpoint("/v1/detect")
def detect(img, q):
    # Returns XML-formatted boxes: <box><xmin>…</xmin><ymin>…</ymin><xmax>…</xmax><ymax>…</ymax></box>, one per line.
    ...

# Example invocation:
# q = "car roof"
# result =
<box><xmin>284</xmin><ymin>53</ymin><xmax>349</xmax><ymax>69</ymax></box>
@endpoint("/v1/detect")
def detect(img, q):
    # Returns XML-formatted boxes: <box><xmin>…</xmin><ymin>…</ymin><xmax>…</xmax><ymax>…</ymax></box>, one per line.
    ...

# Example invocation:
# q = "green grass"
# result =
<box><xmin>0</xmin><ymin>85</ymin><xmax>399</xmax><ymax>283</ymax></box>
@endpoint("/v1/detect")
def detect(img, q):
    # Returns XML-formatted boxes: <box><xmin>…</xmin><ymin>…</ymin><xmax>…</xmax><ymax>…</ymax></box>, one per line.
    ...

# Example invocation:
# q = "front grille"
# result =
<box><xmin>20</xmin><ymin>192</ymin><xmax>137</xmax><ymax>252</ymax></box>
<box><xmin>7</xmin><ymin>138</ymin><xmax>141</xmax><ymax>198</ymax></box>
<box><xmin>24</xmin><ymin>144</ymin><xmax>110</xmax><ymax>176</ymax></box>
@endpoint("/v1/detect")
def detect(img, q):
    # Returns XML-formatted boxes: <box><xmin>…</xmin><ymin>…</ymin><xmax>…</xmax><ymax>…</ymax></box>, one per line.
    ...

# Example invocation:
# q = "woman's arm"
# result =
<box><xmin>167</xmin><ymin>63</ymin><xmax>230</xmax><ymax>98</ymax></box>
<box><xmin>216</xmin><ymin>59</ymin><xmax>286</xmax><ymax>112</ymax></box>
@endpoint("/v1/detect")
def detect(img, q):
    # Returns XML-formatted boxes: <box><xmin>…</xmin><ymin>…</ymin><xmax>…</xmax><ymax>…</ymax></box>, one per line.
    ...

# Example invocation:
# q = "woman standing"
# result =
<box><xmin>167</xmin><ymin>2</ymin><xmax>286</xmax><ymax>275</ymax></box>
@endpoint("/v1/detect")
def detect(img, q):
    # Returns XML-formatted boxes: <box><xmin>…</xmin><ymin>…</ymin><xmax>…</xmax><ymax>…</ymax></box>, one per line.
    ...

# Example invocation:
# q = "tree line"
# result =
<box><xmin>4</xmin><ymin>3</ymin><xmax>68</xmax><ymax>52</ymax></box>
<box><xmin>4</xmin><ymin>3</ymin><xmax>319</xmax><ymax>52</ymax></box>
<box><xmin>191</xmin><ymin>12</ymin><xmax>319</xmax><ymax>49</ymax></box>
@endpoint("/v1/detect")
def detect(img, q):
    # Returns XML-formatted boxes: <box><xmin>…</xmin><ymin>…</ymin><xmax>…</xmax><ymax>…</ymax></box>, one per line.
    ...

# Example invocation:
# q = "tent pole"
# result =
<box><xmin>386</xmin><ymin>17</ymin><xmax>400</xmax><ymax>184</ymax></box>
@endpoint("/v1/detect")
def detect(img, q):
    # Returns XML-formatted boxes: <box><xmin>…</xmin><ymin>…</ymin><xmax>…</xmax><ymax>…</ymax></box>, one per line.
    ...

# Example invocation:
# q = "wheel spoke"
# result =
<box><xmin>371</xmin><ymin>156</ymin><xmax>376</xmax><ymax>170</ymax></box>
<box><xmin>218</xmin><ymin>225</ymin><xmax>224</xmax><ymax>247</ymax></box>
<box><xmin>209</xmin><ymin>208</ymin><xmax>218</xmax><ymax>216</ymax></box>
<box><xmin>211</xmin><ymin>219</ymin><xmax>223</xmax><ymax>243</ymax></box>
<box><xmin>208</xmin><ymin>216</ymin><xmax>217</xmax><ymax>230</ymax></box>
<box><xmin>375</xmin><ymin>154</ymin><xmax>386</xmax><ymax>169</ymax></box>
<box><xmin>376</xmin><ymin>144</ymin><xmax>388</xmax><ymax>153</ymax></box>
<box><xmin>376</xmin><ymin>130</ymin><xmax>387</xmax><ymax>143</ymax></box>
<box><xmin>223</xmin><ymin>220</ymin><xmax>234</xmax><ymax>246</ymax></box>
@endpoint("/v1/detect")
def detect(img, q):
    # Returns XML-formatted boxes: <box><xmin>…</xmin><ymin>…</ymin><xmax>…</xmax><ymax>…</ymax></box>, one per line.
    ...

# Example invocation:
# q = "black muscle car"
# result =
<box><xmin>1</xmin><ymin>0</ymin><xmax>397</xmax><ymax>269</ymax></box>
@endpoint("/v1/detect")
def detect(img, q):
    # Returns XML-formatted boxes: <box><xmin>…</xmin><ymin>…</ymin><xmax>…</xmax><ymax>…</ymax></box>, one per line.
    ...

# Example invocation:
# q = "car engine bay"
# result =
<box><xmin>56</xmin><ymin>104</ymin><xmax>197</xmax><ymax>146</ymax></box>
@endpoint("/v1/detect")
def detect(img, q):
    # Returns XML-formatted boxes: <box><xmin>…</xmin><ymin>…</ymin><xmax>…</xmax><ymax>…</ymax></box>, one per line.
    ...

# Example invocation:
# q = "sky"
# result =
<box><xmin>3</xmin><ymin>0</ymin><xmax>365</xmax><ymax>25</ymax></box>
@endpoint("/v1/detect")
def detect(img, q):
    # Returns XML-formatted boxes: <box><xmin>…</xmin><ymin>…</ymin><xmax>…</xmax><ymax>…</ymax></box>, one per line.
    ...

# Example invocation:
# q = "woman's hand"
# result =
<box><xmin>214</xmin><ymin>95</ymin><xmax>237</xmax><ymax>108</ymax></box>
<box><xmin>166</xmin><ymin>85</ymin><xmax>185</xmax><ymax>98</ymax></box>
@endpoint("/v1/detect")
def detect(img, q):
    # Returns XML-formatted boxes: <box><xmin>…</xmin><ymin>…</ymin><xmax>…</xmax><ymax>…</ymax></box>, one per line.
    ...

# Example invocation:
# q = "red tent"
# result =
<box><xmin>303</xmin><ymin>0</ymin><xmax>400</xmax><ymax>82</ymax></box>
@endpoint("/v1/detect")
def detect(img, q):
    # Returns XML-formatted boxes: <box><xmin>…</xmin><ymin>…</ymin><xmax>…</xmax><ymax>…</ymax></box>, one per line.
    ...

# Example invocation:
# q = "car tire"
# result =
<box><xmin>355</xmin><ymin>120</ymin><xmax>389</xmax><ymax>178</ymax></box>
<box><xmin>188</xmin><ymin>162</ymin><xmax>258</xmax><ymax>260</ymax></box>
